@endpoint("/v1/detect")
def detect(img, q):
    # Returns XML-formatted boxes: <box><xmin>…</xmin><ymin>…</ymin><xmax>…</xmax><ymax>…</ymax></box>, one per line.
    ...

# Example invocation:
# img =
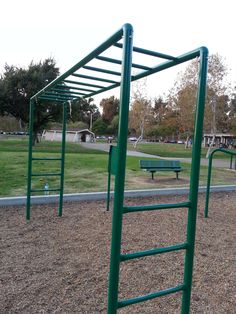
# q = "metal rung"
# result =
<box><xmin>123</xmin><ymin>201</ymin><xmax>191</xmax><ymax>213</ymax></box>
<box><xmin>31</xmin><ymin>173</ymin><xmax>61</xmax><ymax>177</ymax></box>
<box><xmin>83</xmin><ymin>65</ymin><xmax>122</xmax><ymax>77</ymax></box>
<box><xmin>96</xmin><ymin>55</ymin><xmax>151</xmax><ymax>71</ymax></box>
<box><xmin>114</xmin><ymin>43</ymin><xmax>177</xmax><ymax>60</ymax></box>
<box><xmin>120</xmin><ymin>243</ymin><xmax>188</xmax><ymax>262</ymax></box>
<box><xmin>30</xmin><ymin>188</ymin><xmax>61</xmax><ymax>193</ymax></box>
<box><xmin>32</xmin><ymin>157</ymin><xmax>62</xmax><ymax>161</ymax></box>
<box><xmin>117</xmin><ymin>284</ymin><xmax>185</xmax><ymax>308</ymax></box>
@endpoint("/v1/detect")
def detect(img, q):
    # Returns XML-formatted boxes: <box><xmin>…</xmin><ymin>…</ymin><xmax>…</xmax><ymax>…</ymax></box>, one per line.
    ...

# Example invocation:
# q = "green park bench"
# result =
<box><xmin>140</xmin><ymin>159</ymin><xmax>182</xmax><ymax>180</ymax></box>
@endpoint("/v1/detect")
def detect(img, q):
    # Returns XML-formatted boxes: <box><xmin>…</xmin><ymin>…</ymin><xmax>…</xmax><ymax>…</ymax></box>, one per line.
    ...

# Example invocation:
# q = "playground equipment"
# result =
<box><xmin>204</xmin><ymin>148</ymin><xmax>236</xmax><ymax>218</ymax></box>
<box><xmin>27</xmin><ymin>24</ymin><xmax>208</xmax><ymax>313</ymax></box>
<box><xmin>107</xmin><ymin>145</ymin><xmax>117</xmax><ymax>211</ymax></box>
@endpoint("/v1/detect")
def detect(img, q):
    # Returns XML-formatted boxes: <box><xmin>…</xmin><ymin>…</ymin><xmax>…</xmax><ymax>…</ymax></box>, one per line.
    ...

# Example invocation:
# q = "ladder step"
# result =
<box><xmin>120</xmin><ymin>243</ymin><xmax>188</xmax><ymax>262</ymax></box>
<box><xmin>123</xmin><ymin>201</ymin><xmax>191</xmax><ymax>213</ymax></box>
<box><xmin>117</xmin><ymin>284</ymin><xmax>185</xmax><ymax>308</ymax></box>
<box><xmin>32</xmin><ymin>157</ymin><xmax>62</xmax><ymax>161</ymax></box>
<box><xmin>31</xmin><ymin>173</ymin><xmax>61</xmax><ymax>177</ymax></box>
<box><xmin>30</xmin><ymin>188</ymin><xmax>61</xmax><ymax>193</ymax></box>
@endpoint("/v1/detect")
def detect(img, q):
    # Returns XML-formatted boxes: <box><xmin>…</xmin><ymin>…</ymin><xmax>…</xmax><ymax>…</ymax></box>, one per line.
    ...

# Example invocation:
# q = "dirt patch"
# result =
<box><xmin>0</xmin><ymin>192</ymin><xmax>235</xmax><ymax>313</ymax></box>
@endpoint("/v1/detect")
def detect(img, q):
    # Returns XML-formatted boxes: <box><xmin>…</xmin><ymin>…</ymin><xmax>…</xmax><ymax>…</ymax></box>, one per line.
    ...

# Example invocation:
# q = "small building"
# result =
<box><xmin>42</xmin><ymin>129</ymin><xmax>95</xmax><ymax>143</ymax></box>
<box><xmin>203</xmin><ymin>133</ymin><xmax>236</xmax><ymax>148</ymax></box>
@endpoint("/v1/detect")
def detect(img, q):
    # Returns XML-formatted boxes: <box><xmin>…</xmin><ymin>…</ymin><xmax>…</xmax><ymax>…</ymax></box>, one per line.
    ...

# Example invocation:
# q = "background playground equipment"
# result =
<box><xmin>26</xmin><ymin>23</ymin><xmax>208</xmax><ymax>313</ymax></box>
<box><xmin>106</xmin><ymin>145</ymin><xmax>117</xmax><ymax>211</ymax></box>
<box><xmin>204</xmin><ymin>148</ymin><xmax>236</xmax><ymax>218</ymax></box>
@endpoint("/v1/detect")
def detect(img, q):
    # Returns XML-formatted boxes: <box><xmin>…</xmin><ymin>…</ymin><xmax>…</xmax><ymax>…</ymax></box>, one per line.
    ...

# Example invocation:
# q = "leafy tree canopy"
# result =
<box><xmin>0</xmin><ymin>58</ymin><xmax>60</xmax><ymax>140</ymax></box>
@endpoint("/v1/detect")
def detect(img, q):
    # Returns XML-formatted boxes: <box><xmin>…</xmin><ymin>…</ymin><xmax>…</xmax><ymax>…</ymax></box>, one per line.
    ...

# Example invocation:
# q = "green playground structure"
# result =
<box><xmin>27</xmin><ymin>23</ymin><xmax>208</xmax><ymax>313</ymax></box>
<box><xmin>204</xmin><ymin>148</ymin><xmax>236</xmax><ymax>218</ymax></box>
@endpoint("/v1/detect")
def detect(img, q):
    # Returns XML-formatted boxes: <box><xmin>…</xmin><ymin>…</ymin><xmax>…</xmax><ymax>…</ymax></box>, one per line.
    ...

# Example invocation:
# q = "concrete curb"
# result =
<box><xmin>1</xmin><ymin>185</ymin><xmax>236</xmax><ymax>206</ymax></box>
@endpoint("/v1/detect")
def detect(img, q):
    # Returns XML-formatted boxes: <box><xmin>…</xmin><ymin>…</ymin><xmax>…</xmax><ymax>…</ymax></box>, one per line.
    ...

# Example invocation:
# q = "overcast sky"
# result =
<box><xmin>1</xmin><ymin>0</ymin><xmax>235</xmax><ymax>103</ymax></box>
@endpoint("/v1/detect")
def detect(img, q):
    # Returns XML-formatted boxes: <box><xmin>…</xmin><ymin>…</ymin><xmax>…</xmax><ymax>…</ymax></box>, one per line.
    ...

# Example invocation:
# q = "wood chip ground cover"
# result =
<box><xmin>0</xmin><ymin>192</ymin><xmax>235</xmax><ymax>313</ymax></box>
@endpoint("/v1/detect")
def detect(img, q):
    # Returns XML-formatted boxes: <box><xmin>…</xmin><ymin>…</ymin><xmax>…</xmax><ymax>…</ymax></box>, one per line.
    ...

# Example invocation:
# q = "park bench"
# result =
<box><xmin>140</xmin><ymin>159</ymin><xmax>182</xmax><ymax>180</ymax></box>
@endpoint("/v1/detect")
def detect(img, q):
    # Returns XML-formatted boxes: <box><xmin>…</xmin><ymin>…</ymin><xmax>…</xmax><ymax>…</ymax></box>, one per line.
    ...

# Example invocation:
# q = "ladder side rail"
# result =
<box><xmin>26</xmin><ymin>99</ymin><xmax>35</xmax><ymax>220</ymax></box>
<box><xmin>107</xmin><ymin>23</ymin><xmax>133</xmax><ymax>314</ymax></box>
<box><xmin>58</xmin><ymin>102</ymin><xmax>67</xmax><ymax>217</ymax></box>
<box><xmin>181</xmin><ymin>47</ymin><xmax>208</xmax><ymax>314</ymax></box>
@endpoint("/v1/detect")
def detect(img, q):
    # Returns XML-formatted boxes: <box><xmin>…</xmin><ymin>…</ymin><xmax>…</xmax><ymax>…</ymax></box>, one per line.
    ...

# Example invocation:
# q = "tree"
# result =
<box><xmin>167</xmin><ymin>53</ymin><xmax>230</xmax><ymax>150</ymax></box>
<box><xmin>129</xmin><ymin>96</ymin><xmax>153</xmax><ymax>147</ymax></box>
<box><xmin>107</xmin><ymin>115</ymin><xmax>119</xmax><ymax>135</ymax></box>
<box><xmin>0</xmin><ymin>59</ymin><xmax>60</xmax><ymax>143</ymax></box>
<box><xmin>92</xmin><ymin>117</ymin><xmax>108</xmax><ymax>135</ymax></box>
<box><xmin>100</xmin><ymin>96</ymin><xmax>119</xmax><ymax>124</ymax></box>
<box><xmin>68</xmin><ymin>97</ymin><xmax>100</xmax><ymax>128</ymax></box>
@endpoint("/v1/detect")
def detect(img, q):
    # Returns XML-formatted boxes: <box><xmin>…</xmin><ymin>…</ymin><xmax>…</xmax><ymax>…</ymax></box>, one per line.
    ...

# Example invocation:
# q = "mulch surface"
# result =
<box><xmin>0</xmin><ymin>192</ymin><xmax>235</xmax><ymax>313</ymax></box>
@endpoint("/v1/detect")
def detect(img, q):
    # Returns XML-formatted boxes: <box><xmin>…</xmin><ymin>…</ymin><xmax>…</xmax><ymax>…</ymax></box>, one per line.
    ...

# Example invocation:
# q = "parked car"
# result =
<box><xmin>128</xmin><ymin>137</ymin><xmax>137</xmax><ymax>142</ymax></box>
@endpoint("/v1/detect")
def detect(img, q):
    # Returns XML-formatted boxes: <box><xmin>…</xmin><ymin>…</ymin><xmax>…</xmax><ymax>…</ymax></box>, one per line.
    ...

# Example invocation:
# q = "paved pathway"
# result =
<box><xmin>81</xmin><ymin>143</ymin><xmax>234</xmax><ymax>169</ymax></box>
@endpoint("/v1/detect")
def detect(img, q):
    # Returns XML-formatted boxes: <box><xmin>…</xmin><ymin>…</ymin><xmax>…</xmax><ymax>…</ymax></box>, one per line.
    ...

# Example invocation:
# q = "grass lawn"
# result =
<box><xmin>128</xmin><ymin>142</ymin><xmax>236</xmax><ymax>159</ymax></box>
<box><xmin>0</xmin><ymin>138</ymin><xmax>235</xmax><ymax>197</ymax></box>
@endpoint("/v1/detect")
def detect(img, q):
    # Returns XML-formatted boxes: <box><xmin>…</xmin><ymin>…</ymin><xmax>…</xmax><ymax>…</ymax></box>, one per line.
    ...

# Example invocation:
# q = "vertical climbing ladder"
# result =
<box><xmin>26</xmin><ymin>100</ymin><xmax>67</xmax><ymax>220</ymax></box>
<box><xmin>107</xmin><ymin>26</ymin><xmax>208</xmax><ymax>314</ymax></box>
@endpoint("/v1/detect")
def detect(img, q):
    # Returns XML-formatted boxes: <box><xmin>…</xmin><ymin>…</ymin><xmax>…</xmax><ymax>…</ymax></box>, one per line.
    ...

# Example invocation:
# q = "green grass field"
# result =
<box><xmin>0</xmin><ymin>138</ymin><xmax>235</xmax><ymax>197</ymax></box>
<box><xmin>128</xmin><ymin>142</ymin><xmax>236</xmax><ymax>159</ymax></box>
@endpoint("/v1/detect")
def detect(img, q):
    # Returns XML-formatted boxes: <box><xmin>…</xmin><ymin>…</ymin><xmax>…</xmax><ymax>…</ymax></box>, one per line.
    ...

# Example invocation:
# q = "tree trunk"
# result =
<box><xmin>133</xmin><ymin>123</ymin><xmax>144</xmax><ymax>149</ymax></box>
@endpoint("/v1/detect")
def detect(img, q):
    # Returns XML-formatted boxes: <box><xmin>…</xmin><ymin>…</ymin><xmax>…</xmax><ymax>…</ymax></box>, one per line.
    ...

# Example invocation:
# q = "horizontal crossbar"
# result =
<box><xmin>38</xmin><ymin>96</ymin><xmax>71</xmax><ymax>102</ymax></box>
<box><xmin>96</xmin><ymin>55</ymin><xmax>151</xmax><ymax>70</ymax></box>
<box><xmin>31</xmin><ymin>173</ymin><xmax>61</xmax><ymax>177</ymax></box>
<box><xmin>64</xmin><ymin>79</ymin><xmax>105</xmax><ymax>89</ymax></box>
<box><xmin>32</xmin><ymin>157</ymin><xmax>62</xmax><ymax>161</ymax></box>
<box><xmin>117</xmin><ymin>284</ymin><xmax>185</xmax><ymax>308</ymax></box>
<box><xmin>56</xmin><ymin>84</ymin><xmax>96</xmax><ymax>93</ymax></box>
<box><xmin>123</xmin><ymin>201</ymin><xmax>191</xmax><ymax>213</ymax></box>
<box><xmin>114</xmin><ymin>42</ymin><xmax>176</xmax><ymax>60</ymax></box>
<box><xmin>30</xmin><ymin>188</ymin><xmax>61</xmax><ymax>193</ymax></box>
<box><xmin>51</xmin><ymin>88</ymin><xmax>86</xmax><ymax>96</ymax></box>
<box><xmin>120</xmin><ymin>243</ymin><xmax>188</xmax><ymax>261</ymax></box>
<box><xmin>83</xmin><ymin>65</ymin><xmax>122</xmax><ymax>76</ymax></box>
<box><xmin>72</xmin><ymin>73</ymin><xmax>119</xmax><ymax>84</ymax></box>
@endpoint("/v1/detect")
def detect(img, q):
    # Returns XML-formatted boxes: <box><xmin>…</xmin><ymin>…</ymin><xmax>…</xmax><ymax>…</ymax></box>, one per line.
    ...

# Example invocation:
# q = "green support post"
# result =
<box><xmin>26</xmin><ymin>99</ymin><xmax>35</xmax><ymax>220</ymax></box>
<box><xmin>58</xmin><ymin>102</ymin><xmax>67</xmax><ymax>217</ymax></box>
<box><xmin>204</xmin><ymin>151</ymin><xmax>214</xmax><ymax>218</ymax></box>
<box><xmin>181</xmin><ymin>47</ymin><xmax>208</xmax><ymax>313</ymax></box>
<box><xmin>107</xmin><ymin>23</ymin><xmax>133</xmax><ymax>314</ymax></box>
<box><xmin>106</xmin><ymin>146</ymin><xmax>112</xmax><ymax>211</ymax></box>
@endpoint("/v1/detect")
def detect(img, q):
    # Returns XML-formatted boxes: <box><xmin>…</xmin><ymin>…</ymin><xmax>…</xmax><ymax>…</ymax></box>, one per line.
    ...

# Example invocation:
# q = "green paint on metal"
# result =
<box><xmin>117</xmin><ymin>284</ymin><xmax>186</xmax><ymax>308</ymax></box>
<box><xmin>107</xmin><ymin>23</ymin><xmax>133</xmax><ymax>314</ymax></box>
<box><xmin>120</xmin><ymin>242</ymin><xmax>188</xmax><ymax>261</ymax></box>
<box><xmin>204</xmin><ymin>148</ymin><xmax>236</xmax><ymax>218</ymax></box>
<box><xmin>58</xmin><ymin>102</ymin><xmax>67</xmax><ymax>217</ymax></box>
<box><xmin>181</xmin><ymin>47</ymin><xmax>208</xmax><ymax>314</ymax></box>
<box><xmin>106</xmin><ymin>145</ymin><xmax>118</xmax><ymax>211</ymax></box>
<box><xmin>26</xmin><ymin>100</ymin><xmax>34</xmax><ymax>220</ymax></box>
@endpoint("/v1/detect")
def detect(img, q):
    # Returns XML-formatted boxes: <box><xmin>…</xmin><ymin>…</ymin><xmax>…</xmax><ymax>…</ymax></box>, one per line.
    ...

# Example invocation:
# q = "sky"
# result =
<box><xmin>1</xmin><ymin>0</ymin><xmax>236</xmax><ymax>104</ymax></box>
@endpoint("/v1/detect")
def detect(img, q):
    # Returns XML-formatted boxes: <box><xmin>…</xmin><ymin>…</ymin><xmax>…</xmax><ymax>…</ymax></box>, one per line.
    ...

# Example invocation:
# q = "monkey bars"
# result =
<box><xmin>27</xmin><ymin>23</ymin><xmax>208</xmax><ymax>314</ymax></box>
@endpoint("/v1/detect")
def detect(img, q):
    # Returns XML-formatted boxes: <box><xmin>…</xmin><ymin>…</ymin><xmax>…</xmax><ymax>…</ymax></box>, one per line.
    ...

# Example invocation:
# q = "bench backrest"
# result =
<box><xmin>140</xmin><ymin>159</ymin><xmax>181</xmax><ymax>169</ymax></box>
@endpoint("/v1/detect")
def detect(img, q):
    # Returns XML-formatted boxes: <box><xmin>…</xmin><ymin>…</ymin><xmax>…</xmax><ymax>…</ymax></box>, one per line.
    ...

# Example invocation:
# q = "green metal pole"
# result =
<box><xmin>204</xmin><ymin>153</ymin><xmax>213</xmax><ymax>218</ymax></box>
<box><xmin>106</xmin><ymin>146</ymin><xmax>112</xmax><ymax>211</ymax></box>
<box><xmin>181</xmin><ymin>47</ymin><xmax>208</xmax><ymax>314</ymax></box>
<box><xmin>58</xmin><ymin>102</ymin><xmax>67</xmax><ymax>217</ymax></box>
<box><xmin>107</xmin><ymin>23</ymin><xmax>133</xmax><ymax>314</ymax></box>
<box><xmin>26</xmin><ymin>99</ymin><xmax>34</xmax><ymax>220</ymax></box>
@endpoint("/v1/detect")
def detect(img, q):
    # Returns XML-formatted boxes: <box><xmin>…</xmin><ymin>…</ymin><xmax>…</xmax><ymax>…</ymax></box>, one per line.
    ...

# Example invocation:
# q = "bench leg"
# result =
<box><xmin>151</xmin><ymin>172</ymin><xmax>154</xmax><ymax>180</ymax></box>
<box><xmin>176</xmin><ymin>171</ymin><xmax>179</xmax><ymax>180</ymax></box>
